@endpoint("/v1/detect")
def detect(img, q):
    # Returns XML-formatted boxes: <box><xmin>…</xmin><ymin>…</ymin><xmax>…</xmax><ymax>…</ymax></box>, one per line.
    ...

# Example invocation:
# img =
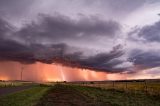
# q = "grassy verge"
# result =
<box><xmin>0</xmin><ymin>86</ymin><xmax>51</xmax><ymax>106</ymax></box>
<box><xmin>38</xmin><ymin>84</ymin><xmax>160</xmax><ymax>106</ymax></box>
<box><xmin>0</xmin><ymin>81</ymin><xmax>33</xmax><ymax>88</ymax></box>
<box><xmin>2</xmin><ymin>84</ymin><xmax>159</xmax><ymax>106</ymax></box>
<box><xmin>73</xmin><ymin>85</ymin><xmax>160</xmax><ymax>106</ymax></box>
<box><xmin>79</xmin><ymin>81</ymin><xmax>160</xmax><ymax>96</ymax></box>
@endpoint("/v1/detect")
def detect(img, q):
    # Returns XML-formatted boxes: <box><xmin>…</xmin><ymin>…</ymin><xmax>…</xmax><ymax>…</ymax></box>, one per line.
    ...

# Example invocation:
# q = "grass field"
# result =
<box><xmin>0</xmin><ymin>81</ymin><xmax>33</xmax><ymax>88</ymax></box>
<box><xmin>37</xmin><ymin>84</ymin><xmax>160</xmax><ymax>106</ymax></box>
<box><xmin>0</xmin><ymin>80</ymin><xmax>160</xmax><ymax>106</ymax></box>
<box><xmin>0</xmin><ymin>85</ymin><xmax>51</xmax><ymax>106</ymax></box>
<box><xmin>75</xmin><ymin>85</ymin><xmax>160</xmax><ymax>106</ymax></box>
<box><xmin>70</xmin><ymin>80</ymin><xmax>160</xmax><ymax>96</ymax></box>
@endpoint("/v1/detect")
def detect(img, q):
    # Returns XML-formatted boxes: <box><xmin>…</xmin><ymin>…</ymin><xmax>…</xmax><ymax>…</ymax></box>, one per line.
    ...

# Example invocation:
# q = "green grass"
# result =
<box><xmin>81</xmin><ymin>81</ymin><xmax>160</xmax><ymax>96</ymax></box>
<box><xmin>0</xmin><ymin>86</ymin><xmax>51</xmax><ymax>106</ymax></box>
<box><xmin>72</xmin><ymin>85</ymin><xmax>160</xmax><ymax>106</ymax></box>
<box><xmin>1</xmin><ymin>82</ymin><xmax>159</xmax><ymax>106</ymax></box>
<box><xmin>37</xmin><ymin>84</ymin><xmax>160</xmax><ymax>106</ymax></box>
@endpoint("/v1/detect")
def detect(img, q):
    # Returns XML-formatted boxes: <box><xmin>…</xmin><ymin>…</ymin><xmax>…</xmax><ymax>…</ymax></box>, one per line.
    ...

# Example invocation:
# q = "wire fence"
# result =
<box><xmin>75</xmin><ymin>80</ymin><xmax>160</xmax><ymax>96</ymax></box>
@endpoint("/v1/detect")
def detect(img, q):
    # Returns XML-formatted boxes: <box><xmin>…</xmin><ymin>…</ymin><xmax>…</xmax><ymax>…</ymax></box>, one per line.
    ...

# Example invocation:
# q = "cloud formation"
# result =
<box><xmin>0</xmin><ymin>0</ymin><xmax>160</xmax><ymax>77</ymax></box>
<box><xmin>0</xmin><ymin>16</ymin><xmax>127</xmax><ymax>73</ymax></box>
<box><xmin>16</xmin><ymin>14</ymin><xmax>120</xmax><ymax>44</ymax></box>
<box><xmin>129</xmin><ymin>49</ymin><xmax>160</xmax><ymax>69</ymax></box>
<box><xmin>137</xmin><ymin>21</ymin><xmax>160</xmax><ymax>42</ymax></box>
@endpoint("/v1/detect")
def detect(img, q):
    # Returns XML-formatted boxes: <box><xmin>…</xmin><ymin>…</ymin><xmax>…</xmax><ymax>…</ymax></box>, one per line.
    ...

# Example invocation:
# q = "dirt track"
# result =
<box><xmin>38</xmin><ymin>84</ymin><xmax>95</xmax><ymax>106</ymax></box>
<box><xmin>0</xmin><ymin>85</ymin><xmax>33</xmax><ymax>96</ymax></box>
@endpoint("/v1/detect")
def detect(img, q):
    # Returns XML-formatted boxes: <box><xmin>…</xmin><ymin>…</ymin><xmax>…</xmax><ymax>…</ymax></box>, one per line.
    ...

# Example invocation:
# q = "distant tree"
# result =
<box><xmin>90</xmin><ymin>81</ymin><xmax>94</xmax><ymax>84</ymax></box>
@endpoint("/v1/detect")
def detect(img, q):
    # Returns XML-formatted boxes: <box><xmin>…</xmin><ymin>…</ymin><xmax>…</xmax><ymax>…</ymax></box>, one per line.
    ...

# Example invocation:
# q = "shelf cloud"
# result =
<box><xmin>0</xmin><ymin>0</ymin><xmax>160</xmax><ymax>80</ymax></box>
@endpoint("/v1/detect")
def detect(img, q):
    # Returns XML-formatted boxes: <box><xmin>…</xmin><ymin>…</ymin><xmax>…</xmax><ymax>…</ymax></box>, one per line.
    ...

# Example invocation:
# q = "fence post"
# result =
<box><xmin>125</xmin><ymin>82</ymin><xmax>128</xmax><ymax>92</ymax></box>
<box><xmin>125</xmin><ymin>82</ymin><xmax>128</xmax><ymax>89</ymax></box>
<box><xmin>5</xmin><ymin>81</ymin><xmax>6</xmax><ymax>87</ymax></box>
<box><xmin>144</xmin><ymin>80</ymin><xmax>148</xmax><ymax>94</ymax></box>
<box><xmin>113</xmin><ymin>81</ymin><xmax>115</xmax><ymax>89</ymax></box>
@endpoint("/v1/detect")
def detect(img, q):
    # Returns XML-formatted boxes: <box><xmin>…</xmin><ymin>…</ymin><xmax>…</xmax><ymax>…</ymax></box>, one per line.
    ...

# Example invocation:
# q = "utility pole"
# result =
<box><xmin>21</xmin><ymin>66</ymin><xmax>24</xmax><ymax>81</ymax></box>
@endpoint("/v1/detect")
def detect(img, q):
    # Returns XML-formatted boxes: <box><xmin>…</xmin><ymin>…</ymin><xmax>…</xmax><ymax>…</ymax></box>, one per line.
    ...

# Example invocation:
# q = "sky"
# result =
<box><xmin>0</xmin><ymin>0</ymin><xmax>160</xmax><ymax>81</ymax></box>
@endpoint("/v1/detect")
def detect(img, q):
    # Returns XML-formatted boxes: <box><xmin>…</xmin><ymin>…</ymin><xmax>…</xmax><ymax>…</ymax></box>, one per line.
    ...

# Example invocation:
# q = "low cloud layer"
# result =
<box><xmin>16</xmin><ymin>14</ymin><xmax>120</xmax><ymax>44</ymax></box>
<box><xmin>0</xmin><ymin>15</ymin><xmax>131</xmax><ymax>73</ymax></box>
<box><xmin>138</xmin><ymin>21</ymin><xmax>160</xmax><ymax>42</ymax></box>
<box><xmin>0</xmin><ymin>0</ymin><xmax>160</xmax><ymax>77</ymax></box>
<box><xmin>129</xmin><ymin>49</ymin><xmax>160</xmax><ymax>69</ymax></box>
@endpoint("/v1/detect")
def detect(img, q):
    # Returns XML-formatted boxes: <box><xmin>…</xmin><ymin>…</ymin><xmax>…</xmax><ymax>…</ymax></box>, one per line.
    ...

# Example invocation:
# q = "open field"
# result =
<box><xmin>0</xmin><ymin>80</ymin><xmax>34</xmax><ymax>88</ymax></box>
<box><xmin>0</xmin><ymin>80</ymin><xmax>160</xmax><ymax>106</ymax></box>
<box><xmin>38</xmin><ymin>84</ymin><xmax>160</xmax><ymax>106</ymax></box>
<box><xmin>69</xmin><ymin>79</ymin><xmax>160</xmax><ymax>96</ymax></box>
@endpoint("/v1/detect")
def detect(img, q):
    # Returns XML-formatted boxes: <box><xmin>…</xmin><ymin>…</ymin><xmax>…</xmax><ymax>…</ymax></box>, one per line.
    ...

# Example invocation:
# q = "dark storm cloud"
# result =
<box><xmin>138</xmin><ymin>21</ymin><xmax>160</xmax><ymax>42</ymax></box>
<box><xmin>129</xmin><ymin>20</ymin><xmax>160</xmax><ymax>42</ymax></box>
<box><xmin>125</xmin><ymin>19</ymin><xmax>160</xmax><ymax>72</ymax></box>
<box><xmin>0</xmin><ymin>39</ymin><xmax>127</xmax><ymax>72</ymax></box>
<box><xmin>129</xmin><ymin>49</ymin><xmax>160</xmax><ymax>69</ymax></box>
<box><xmin>0</xmin><ymin>18</ymin><xmax>33</xmax><ymax>63</ymax></box>
<box><xmin>78</xmin><ymin>45</ymin><xmax>126</xmax><ymax>72</ymax></box>
<box><xmin>1</xmin><ymin>10</ymin><xmax>160</xmax><ymax>73</ymax></box>
<box><xmin>50</xmin><ymin>44</ymin><xmax>126</xmax><ymax>72</ymax></box>
<box><xmin>0</xmin><ymin>18</ymin><xmax>13</xmax><ymax>37</ymax></box>
<box><xmin>16</xmin><ymin>14</ymin><xmax>120</xmax><ymax>43</ymax></box>
<box><xmin>0</xmin><ymin>16</ymin><xmax>126</xmax><ymax>72</ymax></box>
<box><xmin>28</xmin><ymin>44</ymin><xmax>126</xmax><ymax>73</ymax></box>
<box><xmin>0</xmin><ymin>39</ymin><xmax>34</xmax><ymax>63</ymax></box>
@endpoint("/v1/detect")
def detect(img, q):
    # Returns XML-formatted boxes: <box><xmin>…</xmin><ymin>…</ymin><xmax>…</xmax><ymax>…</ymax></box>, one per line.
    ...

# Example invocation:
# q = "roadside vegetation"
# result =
<box><xmin>0</xmin><ymin>85</ymin><xmax>51</xmax><ymax>106</ymax></box>
<box><xmin>0</xmin><ymin>80</ymin><xmax>159</xmax><ymax>106</ymax></box>
<box><xmin>74</xmin><ymin>85</ymin><xmax>160</xmax><ymax>106</ymax></box>
<box><xmin>71</xmin><ymin>80</ymin><xmax>160</xmax><ymax>96</ymax></box>
<box><xmin>38</xmin><ymin>84</ymin><xmax>160</xmax><ymax>106</ymax></box>
<box><xmin>0</xmin><ymin>81</ymin><xmax>33</xmax><ymax>88</ymax></box>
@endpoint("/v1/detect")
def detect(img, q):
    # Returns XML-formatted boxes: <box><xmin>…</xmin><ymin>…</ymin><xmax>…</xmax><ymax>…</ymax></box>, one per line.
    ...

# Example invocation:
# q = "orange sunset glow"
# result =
<box><xmin>0</xmin><ymin>61</ymin><xmax>110</xmax><ymax>82</ymax></box>
<box><xmin>0</xmin><ymin>0</ymin><xmax>160</xmax><ymax>84</ymax></box>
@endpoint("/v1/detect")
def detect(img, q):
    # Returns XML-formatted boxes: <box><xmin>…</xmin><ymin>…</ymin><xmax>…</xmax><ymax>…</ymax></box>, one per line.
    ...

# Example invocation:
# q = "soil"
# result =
<box><xmin>37</xmin><ymin>84</ymin><xmax>95</xmax><ymax>106</ymax></box>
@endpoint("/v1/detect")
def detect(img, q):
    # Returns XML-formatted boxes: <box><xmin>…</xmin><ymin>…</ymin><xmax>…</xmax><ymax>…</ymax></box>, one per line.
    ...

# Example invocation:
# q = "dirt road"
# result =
<box><xmin>37</xmin><ymin>84</ymin><xmax>95</xmax><ymax>106</ymax></box>
<box><xmin>0</xmin><ymin>85</ymin><xmax>33</xmax><ymax>96</ymax></box>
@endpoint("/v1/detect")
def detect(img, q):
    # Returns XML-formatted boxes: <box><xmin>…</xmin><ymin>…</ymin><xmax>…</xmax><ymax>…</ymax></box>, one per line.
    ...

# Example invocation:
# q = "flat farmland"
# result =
<box><xmin>37</xmin><ymin>80</ymin><xmax>160</xmax><ymax>106</ymax></box>
<box><xmin>0</xmin><ymin>80</ymin><xmax>160</xmax><ymax>106</ymax></box>
<box><xmin>75</xmin><ymin>80</ymin><xmax>160</xmax><ymax>96</ymax></box>
<box><xmin>0</xmin><ymin>81</ymin><xmax>33</xmax><ymax>88</ymax></box>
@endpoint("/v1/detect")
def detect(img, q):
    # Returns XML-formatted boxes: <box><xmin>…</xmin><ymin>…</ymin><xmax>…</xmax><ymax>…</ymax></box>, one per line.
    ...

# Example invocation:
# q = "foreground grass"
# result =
<box><xmin>84</xmin><ymin>81</ymin><xmax>160</xmax><ymax>95</ymax></box>
<box><xmin>73</xmin><ymin>85</ymin><xmax>160</xmax><ymax>106</ymax></box>
<box><xmin>37</xmin><ymin>84</ymin><xmax>95</xmax><ymax>106</ymax></box>
<box><xmin>38</xmin><ymin>84</ymin><xmax>160</xmax><ymax>106</ymax></box>
<box><xmin>0</xmin><ymin>85</ymin><xmax>50</xmax><ymax>106</ymax></box>
<box><xmin>1</xmin><ymin>83</ymin><xmax>159</xmax><ymax>106</ymax></box>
